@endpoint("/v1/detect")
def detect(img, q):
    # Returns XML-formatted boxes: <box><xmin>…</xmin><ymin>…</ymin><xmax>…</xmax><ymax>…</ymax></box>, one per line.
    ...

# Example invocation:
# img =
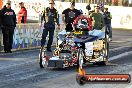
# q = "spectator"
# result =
<box><xmin>40</xmin><ymin>0</ymin><xmax>60</xmax><ymax>52</ymax></box>
<box><xmin>62</xmin><ymin>1</ymin><xmax>83</xmax><ymax>32</ymax></box>
<box><xmin>86</xmin><ymin>4</ymin><xmax>91</xmax><ymax>11</ymax></box>
<box><xmin>89</xmin><ymin>6</ymin><xmax>105</xmax><ymax>30</ymax></box>
<box><xmin>103</xmin><ymin>8</ymin><xmax>112</xmax><ymax>40</ymax></box>
<box><xmin>0</xmin><ymin>2</ymin><xmax>16</xmax><ymax>53</ymax></box>
<box><xmin>17</xmin><ymin>2</ymin><xmax>27</xmax><ymax>23</ymax></box>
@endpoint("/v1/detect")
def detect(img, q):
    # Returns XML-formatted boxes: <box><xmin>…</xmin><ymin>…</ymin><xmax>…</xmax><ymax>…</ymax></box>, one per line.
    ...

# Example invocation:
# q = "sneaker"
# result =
<box><xmin>4</xmin><ymin>51</ymin><xmax>8</xmax><ymax>53</ymax></box>
<box><xmin>8</xmin><ymin>50</ymin><xmax>12</xmax><ymax>53</ymax></box>
<box><xmin>109</xmin><ymin>38</ymin><xmax>112</xmax><ymax>41</ymax></box>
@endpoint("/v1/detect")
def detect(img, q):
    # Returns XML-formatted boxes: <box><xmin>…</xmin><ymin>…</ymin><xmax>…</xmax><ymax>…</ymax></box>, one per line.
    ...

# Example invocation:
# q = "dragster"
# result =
<box><xmin>39</xmin><ymin>15</ymin><xmax>110</xmax><ymax>68</ymax></box>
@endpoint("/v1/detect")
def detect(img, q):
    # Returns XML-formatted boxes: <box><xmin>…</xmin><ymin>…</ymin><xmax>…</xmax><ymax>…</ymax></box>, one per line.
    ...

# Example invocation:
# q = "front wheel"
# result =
<box><xmin>39</xmin><ymin>48</ymin><xmax>48</xmax><ymax>68</ymax></box>
<box><xmin>94</xmin><ymin>36</ymin><xmax>109</xmax><ymax>66</ymax></box>
<box><xmin>100</xmin><ymin>38</ymin><xmax>109</xmax><ymax>66</ymax></box>
<box><xmin>78</xmin><ymin>48</ymin><xmax>84</xmax><ymax>69</ymax></box>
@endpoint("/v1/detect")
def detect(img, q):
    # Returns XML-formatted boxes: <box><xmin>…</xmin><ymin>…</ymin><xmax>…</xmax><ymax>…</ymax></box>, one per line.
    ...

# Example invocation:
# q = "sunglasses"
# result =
<box><xmin>49</xmin><ymin>3</ymin><xmax>54</xmax><ymax>4</ymax></box>
<box><xmin>6</xmin><ymin>3</ymin><xmax>11</xmax><ymax>5</ymax></box>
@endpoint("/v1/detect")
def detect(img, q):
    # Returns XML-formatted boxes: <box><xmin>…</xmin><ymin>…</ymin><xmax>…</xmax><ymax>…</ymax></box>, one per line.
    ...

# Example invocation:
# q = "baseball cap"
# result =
<box><xmin>49</xmin><ymin>0</ymin><xmax>55</xmax><ymax>4</ymax></box>
<box><xmin>19</xmin><ymin>2</ymin><xmax>24</xmax><ymax>5</ymax></box>
<box><xmin>6</xmin><ymin>0</ymin><xmax>11</xmax><ymax>4</ymax></box>
<box><xmin>71</xmin><ymin>1</ymin><xmax>75</xmax><ymax>6</ymax></box>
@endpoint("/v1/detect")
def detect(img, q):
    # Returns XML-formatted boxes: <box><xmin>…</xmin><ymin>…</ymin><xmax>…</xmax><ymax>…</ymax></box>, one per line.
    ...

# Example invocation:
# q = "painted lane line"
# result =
<box><xmin>109</xmin><ymin>51</ymin><xmax>132</xmax><ymax>61</ymax></box>
<box><xmin>110</xmin><ymin>42</ymin><xmax>132</xmax><ymax>51</ymax></box>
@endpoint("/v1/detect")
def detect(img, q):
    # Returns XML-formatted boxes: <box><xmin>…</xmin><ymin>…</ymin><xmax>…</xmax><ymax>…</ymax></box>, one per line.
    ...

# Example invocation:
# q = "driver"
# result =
<box><xmin>62</xmin><ymin>1</ymin><xmax>83</xmax><ymax>32</ymax></box>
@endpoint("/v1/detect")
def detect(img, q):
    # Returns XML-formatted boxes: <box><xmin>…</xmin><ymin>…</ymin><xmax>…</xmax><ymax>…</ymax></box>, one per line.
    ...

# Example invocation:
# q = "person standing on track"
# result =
<box><xmin>62</xmin><ymin>1</ymin><xmax>83</xmax><ymax>32</ymax></box>
<box><xmin>17</xmin><ymin>2</ymin><xmax>27</xmax><ymax>23</ymax></box>
<box><xmin>0</xmin><ymin>2</ymin><xmax>16</xmax><ymax>53</ymax></box>
<box><xmin>40</xmin><ymin>0</ymin><xmax>60</xmax><ymax>52</ymax></box>
<box><xmin>103</xmin><ymin>7</ymin><xmax>112</xmax><ymax>41</ymax></box>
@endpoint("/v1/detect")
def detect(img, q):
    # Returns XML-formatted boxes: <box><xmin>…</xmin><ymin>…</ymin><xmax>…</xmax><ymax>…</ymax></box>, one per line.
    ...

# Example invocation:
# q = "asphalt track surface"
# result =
<box><xmin>0</xmin><ymin>29</ymin><xmax>132</xmax><ymax>88</ymax></box>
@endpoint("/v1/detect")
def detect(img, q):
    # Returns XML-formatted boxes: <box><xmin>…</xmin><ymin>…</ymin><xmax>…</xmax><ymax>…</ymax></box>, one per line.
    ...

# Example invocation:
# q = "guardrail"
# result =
<box><xmin>13</xmin><ymin>23</ymin><xmax>43</xmax><ymax>50</ymax></box>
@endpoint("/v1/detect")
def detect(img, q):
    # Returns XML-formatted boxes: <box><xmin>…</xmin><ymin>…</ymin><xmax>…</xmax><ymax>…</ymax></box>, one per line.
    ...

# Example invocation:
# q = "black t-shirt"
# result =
<box><xmin>103</xmin><ymin>11</ymin><xmax>111</xmax><ymax>24</ymax></box>
<box><xmin>62</xmin><ymin>8</ymin><xmax>82</xmax><ymax>24</ymax></box>
<box><xmin>42</xmin><ymin>7</ymin><xmax>59</xmax><ymax>25</ymax></box>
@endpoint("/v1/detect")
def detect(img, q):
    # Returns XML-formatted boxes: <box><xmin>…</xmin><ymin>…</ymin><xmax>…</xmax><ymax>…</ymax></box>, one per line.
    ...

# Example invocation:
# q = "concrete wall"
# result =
<box><xmin>0</xmin><ymin>23</ymin><xmax>43</xmax><ymax>51</ymax></box>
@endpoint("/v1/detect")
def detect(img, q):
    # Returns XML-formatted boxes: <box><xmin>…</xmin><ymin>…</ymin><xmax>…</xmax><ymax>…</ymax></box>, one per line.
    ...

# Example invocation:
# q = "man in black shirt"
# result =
<box><xmin>0</xmin><ymin>2</ymin><xmax>16</xmax><ymax>53</ymax></box>
<box><xmin>40</xmin><ymin>0</ymin><xmax>60</xmax><ymax>52</ymax></box>
<box><xmin>62</xmin><ymin>1</ymin><xmax>82</xmax><ymax>31</ymax></box>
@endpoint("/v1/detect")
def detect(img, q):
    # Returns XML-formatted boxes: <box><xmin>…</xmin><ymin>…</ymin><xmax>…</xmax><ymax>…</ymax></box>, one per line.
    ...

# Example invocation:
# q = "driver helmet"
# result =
<box><xmin>76</xmin><ymin>19</ymin><xmax>88</xmax><ymax>30</ymax></box>
<box><xmin>81</xmin><ymin>19</ymin><xmax>88</xmax><ymax>25</ymax></box>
